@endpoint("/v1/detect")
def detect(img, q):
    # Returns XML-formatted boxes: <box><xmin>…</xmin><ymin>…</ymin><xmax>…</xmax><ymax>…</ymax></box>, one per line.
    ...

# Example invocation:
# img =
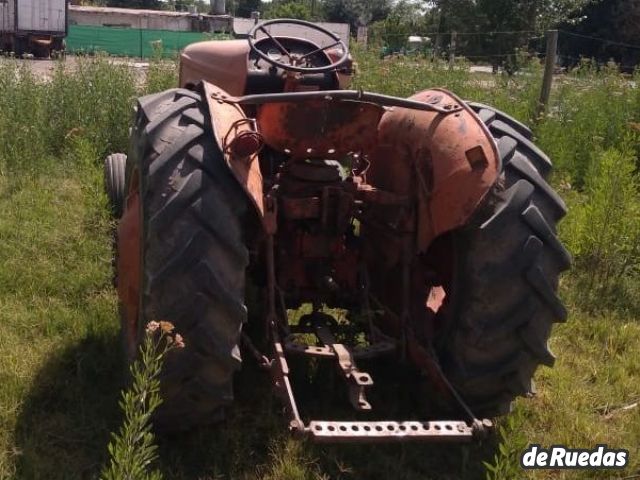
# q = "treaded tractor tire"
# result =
<box><xmin>438</xmin><ymin>103</ymin><xmax>572</xmax><ymax>417</ymax></box>
<box><xmin>127</xmin><ymin>88</ymin><xmax>252</xmax><ymax>432</ymax></box>
<box><xmin>104</xmin><ymin>153</ymin><xmax>127</xmax><ymax>218</ymax></box>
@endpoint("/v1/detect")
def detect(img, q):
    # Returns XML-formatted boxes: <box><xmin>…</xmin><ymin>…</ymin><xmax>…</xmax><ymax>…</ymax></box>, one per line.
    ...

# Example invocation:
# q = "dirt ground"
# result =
<box><xmin>1</xmin><ymin>55</ymin><xmax>151</xmax><ymax>82</ymax></box>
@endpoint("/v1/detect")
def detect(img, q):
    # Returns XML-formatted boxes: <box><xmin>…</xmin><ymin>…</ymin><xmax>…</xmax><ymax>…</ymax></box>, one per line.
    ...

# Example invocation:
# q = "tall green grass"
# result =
<box><xmin>351</xmin><ymin>46</ymin><xmax>543</xmax><ymax>123</ymax></box>
<box><xmin>561</xmin><ymin>146</ymin><xmax>640</xmax><ymax>312</ymax></box>
<box><xmin>537</xmin><ymin>60</ymin><xmax>640</xmax><ymax>188</ymax></box>
<box><xmin>0</xmin><ymin>58</ymin><xmax>135</xmax><ymax>176</ymax></box>
<box><xmin>0</xmin><ymin>56</ymin><xmax>138</xmax><ymax>480</ymax></box>
<box><xmin>0</xmin><ymin>51</ymin><xmax>639</xmax><ymax>479</ymax></box>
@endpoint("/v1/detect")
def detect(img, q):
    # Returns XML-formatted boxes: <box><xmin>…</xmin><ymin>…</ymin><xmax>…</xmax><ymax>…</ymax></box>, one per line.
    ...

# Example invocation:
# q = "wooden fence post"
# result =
<box><xmin>449</xmin><ymin>31</ymin><xmax>457</xmax><ymax>68</ymax></box>
<box><xmin>537</xmin><ymin>29</ymin><xmax>559</xmax><ymax>119</ymax></box>
<box><xmin>357</xmin><ymin>26</ymin><xmax>368</xmax><ymax>47</ymax></box>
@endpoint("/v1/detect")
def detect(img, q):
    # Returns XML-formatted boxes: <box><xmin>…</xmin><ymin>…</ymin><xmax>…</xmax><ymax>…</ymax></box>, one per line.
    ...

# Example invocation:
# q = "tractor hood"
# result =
<box><xmin>180</xmin><ymin>40</ymin><xmax>249</xmax><ymax>95</ymax></box>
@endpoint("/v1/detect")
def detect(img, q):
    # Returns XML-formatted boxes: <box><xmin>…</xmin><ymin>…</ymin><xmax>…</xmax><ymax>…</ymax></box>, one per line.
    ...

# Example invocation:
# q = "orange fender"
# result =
<box><xmin>368</xmin><ymin>88</ymin><xmax>500</xmax><ymax>258</ymax></box>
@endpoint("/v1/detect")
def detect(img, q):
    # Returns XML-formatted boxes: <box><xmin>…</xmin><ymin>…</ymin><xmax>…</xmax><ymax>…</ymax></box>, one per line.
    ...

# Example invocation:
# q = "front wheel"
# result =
<box><xmin>104</xmin><ymin>153</ymin><xmax>127</xmax><ymax>218</ymax></box>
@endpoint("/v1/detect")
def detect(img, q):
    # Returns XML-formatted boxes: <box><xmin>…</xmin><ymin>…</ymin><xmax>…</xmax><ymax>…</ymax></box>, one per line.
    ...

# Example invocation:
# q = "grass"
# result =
<box><xmin>0</xmin><ymin>160</ymin><xmax>119</xmax><ymax>478</ymax></box>
<box><xmin>0</xmin><ymin>49</ymin><xmax>639</xmax><ymax>479</ymax></box>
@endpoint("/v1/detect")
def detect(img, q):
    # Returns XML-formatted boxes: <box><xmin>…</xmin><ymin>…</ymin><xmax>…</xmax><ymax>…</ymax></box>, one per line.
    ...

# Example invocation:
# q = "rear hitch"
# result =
<box><xmin>248</xmin><ymin>193</ymin><xmax>494</xmax><ymax>443</ymax></box>
<box><xmin>256</xmin><ymin>299</ymin><xmax>493</xmax><ymax>443</ymax></box>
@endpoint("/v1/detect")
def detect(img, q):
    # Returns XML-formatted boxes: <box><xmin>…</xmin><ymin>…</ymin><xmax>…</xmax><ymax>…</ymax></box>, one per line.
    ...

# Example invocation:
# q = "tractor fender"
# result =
<box><xmin>368</xmin><ymin>88</ymin><xmax>501</xmax><ymax>258</ymax></box>
<box><xmin>202</xmin><ymin>81</ymin><xmax>264</xmax><ymax>217</ymax></box>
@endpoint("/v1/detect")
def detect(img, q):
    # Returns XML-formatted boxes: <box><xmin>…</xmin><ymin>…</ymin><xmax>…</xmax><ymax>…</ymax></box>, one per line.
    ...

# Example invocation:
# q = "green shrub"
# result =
<box><xmin>561</xmin><ymin>146</ymin><xmax>640</xmax><ymax>311</ymax></box>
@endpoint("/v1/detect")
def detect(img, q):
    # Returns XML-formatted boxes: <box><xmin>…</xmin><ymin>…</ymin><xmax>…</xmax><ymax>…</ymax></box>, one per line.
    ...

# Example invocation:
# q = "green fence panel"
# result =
<box><xmin>66</xmin><ymin>24</ymin><xmax>226</xmax><ymax>58</ymax></box>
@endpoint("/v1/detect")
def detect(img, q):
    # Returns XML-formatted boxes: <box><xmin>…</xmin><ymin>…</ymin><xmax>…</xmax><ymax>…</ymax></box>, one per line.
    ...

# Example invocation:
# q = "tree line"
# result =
<box><xmin>77</xmin><ymin>0</ymin><xmax>640</xmax><ymax>69</ymax></box>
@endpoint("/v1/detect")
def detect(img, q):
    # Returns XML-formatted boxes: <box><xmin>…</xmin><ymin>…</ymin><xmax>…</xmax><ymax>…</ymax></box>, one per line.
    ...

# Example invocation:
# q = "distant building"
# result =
<box><xmin>68</xmin><ymin>6</ymin><xmax>350</xmax><ymax>44</ymax></box>
<box><xmin>69</xmin><ymin>5</ymin><xmax>232</xmax><ymax>33</ymax></box>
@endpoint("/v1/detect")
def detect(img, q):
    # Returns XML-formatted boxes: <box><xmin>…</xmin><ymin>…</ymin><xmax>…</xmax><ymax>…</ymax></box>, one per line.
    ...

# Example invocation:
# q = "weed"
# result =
<box><xmin>145</xmin><ymin>46</ymin><xmax>179</xmax><ymax>94</ymax></box>
<box><xmin>101</xmin><ymin>322</ymin><xmax>184</xmax><ymax>480</ymax></box>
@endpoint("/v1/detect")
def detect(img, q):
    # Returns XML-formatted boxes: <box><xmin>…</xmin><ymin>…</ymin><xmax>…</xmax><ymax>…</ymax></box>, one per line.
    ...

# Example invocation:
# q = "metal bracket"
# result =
<box><xmin>314</xmin><ymin>324</ymin><xmax>373</xmax><ymax>411</ymax></box>
<box><xmin>284</xmin><ymin>337</ymin><xmax>395</xmax><ymax>360</ymax></box>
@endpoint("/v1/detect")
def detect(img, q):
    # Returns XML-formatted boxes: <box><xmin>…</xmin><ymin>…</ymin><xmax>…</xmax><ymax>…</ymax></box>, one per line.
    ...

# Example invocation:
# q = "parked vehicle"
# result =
<box><xmin>105</xmin><ymin>18</ymin><xmax>570</xmax><ymax>441</ymax></box>
<box><xmin>0</xmin><ymin>0</ymin><xmax>67</xmax><ymax>57</ymax></box>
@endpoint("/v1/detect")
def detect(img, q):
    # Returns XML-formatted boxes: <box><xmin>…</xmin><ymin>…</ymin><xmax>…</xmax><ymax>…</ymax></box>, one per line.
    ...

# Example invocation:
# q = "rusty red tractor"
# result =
<box><xmin>104</xmin><ymin>19</ymin><xmax>571</xmax><ymax>442</ymax></box>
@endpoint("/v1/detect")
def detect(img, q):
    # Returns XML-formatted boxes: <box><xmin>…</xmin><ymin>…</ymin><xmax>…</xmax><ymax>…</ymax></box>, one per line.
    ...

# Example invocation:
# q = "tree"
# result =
<box><xmin>227</xmin><ymin>0</ymin><xmax>262</xmax><ymax>17</ymax></box>
<box><xmin>323</xmin><ymin>0</ymin><xmax>392</xmax><ymax>30</ymax></box>
<box><xmin>531</xmin><ymin>0</ymin><xmax>595</xmax><ymax>32</ymax></box>
<box><xmin>264</xmin><ymin>0</ymin><xmax>314</xmax><ymax>20</ymax></box>
<box><xmin>369</xmin><ymin>0</ymin><xmax>425</xmax><ymax>50</ymax></box>
<box><xmin>431</xmin><ymin>0</ymin><xmax>477</xmax><ymax>33</ymax></box>
<box><xmin>559</xmin><ymin>0</ymin><xmax>640</xmax><ymax>70</ymax></box>
<box><xmin>422</xmin><ymin>0</ymin><xmax>595</xmax><ymax>69</ymax></box>
<box><xmin>610</xmin><ymin>0</ymin><xmax>640</xmax><ymax>44</ymax></box>
<box><xmin>437</xmin><ymin>0</ymin><xmax>594</xmax><ymax>35</ymax></box>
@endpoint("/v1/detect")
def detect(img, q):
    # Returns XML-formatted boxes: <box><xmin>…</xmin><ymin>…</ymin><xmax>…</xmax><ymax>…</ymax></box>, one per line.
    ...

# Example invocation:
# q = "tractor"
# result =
<box><xmin>104</xmin><ymin>19</ymin><xmax>571</xmax><ymax>441</ymax></box>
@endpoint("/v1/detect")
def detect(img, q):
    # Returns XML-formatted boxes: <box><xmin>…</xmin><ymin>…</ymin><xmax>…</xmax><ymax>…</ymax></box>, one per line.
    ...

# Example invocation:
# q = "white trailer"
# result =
<box><xmin>0</xmin><ymin>0</ymin><xmax>68</xmax><ymax>56</ymax></box>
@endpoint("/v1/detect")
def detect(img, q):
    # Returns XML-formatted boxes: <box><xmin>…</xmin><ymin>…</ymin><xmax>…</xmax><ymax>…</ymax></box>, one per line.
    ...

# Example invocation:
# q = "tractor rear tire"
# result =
<box><xmin>438</xmin><ymin>104</ymin><xmax>572</xmax><ymax>417</ymax></box>
<box><xmin>104</xmin><ymin>153</ymin><xmax>127</xmax><ymax>218</ymax></box>
<box><xmin>126</xmin><ymin>88</ymin><xmax>252</xmax><ymax>432</ymax></box>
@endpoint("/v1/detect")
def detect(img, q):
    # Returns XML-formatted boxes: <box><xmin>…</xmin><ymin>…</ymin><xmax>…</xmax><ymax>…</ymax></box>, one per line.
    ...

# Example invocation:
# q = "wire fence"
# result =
<box><xmin>364</xmin><ymin>28</ymin><xmax>640</xmax><ymax>72</ymax></box>
<box><xmin>63</xmin><ymin>22</ymin><xmax>640</xmax><ymax>70</ymax></box>
<box><xmin>556</xmin><ymin>30</ymin><xmax>640</xmax><ymax>72</ymax></box>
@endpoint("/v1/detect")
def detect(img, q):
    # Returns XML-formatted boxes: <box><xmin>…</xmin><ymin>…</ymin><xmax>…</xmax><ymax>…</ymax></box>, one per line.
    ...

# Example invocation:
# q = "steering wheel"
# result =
<box><xmin>248</xmin><ymin>19</ymin><xmax>349</xmax><ymax>74</ymax></box>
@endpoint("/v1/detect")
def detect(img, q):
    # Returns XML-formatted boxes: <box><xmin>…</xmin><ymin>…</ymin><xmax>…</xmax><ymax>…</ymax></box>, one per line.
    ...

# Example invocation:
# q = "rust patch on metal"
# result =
<box><xmin>256</xmin><ymin>99</ymin><xmax>383</xmax><ymax>158</ymax></box>
<box><xmin>367</xmin><ymin>88</ymin><xmax>500</xmax><ymax>253</ymax></box>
